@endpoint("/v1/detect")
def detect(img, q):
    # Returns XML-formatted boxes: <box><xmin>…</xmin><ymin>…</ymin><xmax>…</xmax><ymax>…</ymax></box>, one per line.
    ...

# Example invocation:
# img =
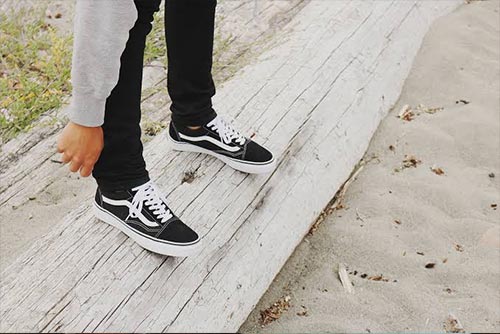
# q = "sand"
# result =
<box><xmin>1</xmin><ymin>1</ymin><xmax>498</xmax><ymax>331</ymax></box>
<box><xmin>240</xmin><ymin>1</ymin><xmax>500</xmax><ymax>333</ymax></box>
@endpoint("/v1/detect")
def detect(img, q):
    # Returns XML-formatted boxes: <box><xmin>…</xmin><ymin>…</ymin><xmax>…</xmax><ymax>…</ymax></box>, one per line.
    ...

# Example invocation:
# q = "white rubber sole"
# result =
<box><xmin>169</xmin><ymin>136</ymin><xmax>276</xmax><ymax>174</ymax></box>
<box><xmin>93</xmin><ymin>201</ymin><xmax>202</xmax><ymax>257</ymax></box>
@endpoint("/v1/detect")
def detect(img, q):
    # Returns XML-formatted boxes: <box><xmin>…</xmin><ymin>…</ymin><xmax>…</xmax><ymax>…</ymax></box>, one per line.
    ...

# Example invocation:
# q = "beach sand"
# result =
<box><xmin>240</xmin><ymin>1</ymin><xmax>500</xmax><ymax>332</ymax></box>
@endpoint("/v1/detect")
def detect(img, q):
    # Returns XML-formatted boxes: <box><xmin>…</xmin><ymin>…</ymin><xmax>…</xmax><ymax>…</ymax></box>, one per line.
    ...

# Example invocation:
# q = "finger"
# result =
<box><xmin>56</xmin><ymin>138</ymin><xmax>65</xmax><ymax>153</ymax></box>
<box><xmin>61</xmin><ymin>153</ymin><xmax>71</xmax><ymax>164</ymax></box>
<box><xmin>79</xmin><ymin>164</ymin><xmax>93</xmax><ymax>178</ymax></box>
<box><xmin>69</xmin><ymin>160</ymin><xmax>82</xmax><ymax>173</ymax></box>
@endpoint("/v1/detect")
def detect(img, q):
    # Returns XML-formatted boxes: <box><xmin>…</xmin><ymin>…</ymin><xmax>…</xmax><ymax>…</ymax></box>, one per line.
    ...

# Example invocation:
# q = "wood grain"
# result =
<box><xmin>0</xmin><ymin>1</ymin><xmax>460</xmax><ymax>332</ymax></box>
<box><xmin>0</xmin><ymin>0</ymin><xmax>306</xmax><ymax>271</ymax></box>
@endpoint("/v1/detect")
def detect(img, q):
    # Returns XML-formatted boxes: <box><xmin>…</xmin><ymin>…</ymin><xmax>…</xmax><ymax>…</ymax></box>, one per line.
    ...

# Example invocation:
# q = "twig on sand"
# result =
<box><xmin>309</xmin><ymin>163</ymin><xmax>365</xmax><ymax>234</ymax></box>
<box><xmin>338</xmin><ymin>263</ymin><xmax>353</xmax><ymax>293</ymax></box>
<box><xmin>355</xmin><ymin>208</ymin><xmax>366</xmax><ymax>222</ymax></box>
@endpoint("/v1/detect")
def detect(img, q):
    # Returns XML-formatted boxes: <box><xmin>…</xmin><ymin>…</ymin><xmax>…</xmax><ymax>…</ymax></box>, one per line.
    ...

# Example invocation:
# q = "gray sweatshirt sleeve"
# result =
<box><xmin>66</xmin><ymin>0</ymin><xmax>137</xmax><ymax>127</ymax></box>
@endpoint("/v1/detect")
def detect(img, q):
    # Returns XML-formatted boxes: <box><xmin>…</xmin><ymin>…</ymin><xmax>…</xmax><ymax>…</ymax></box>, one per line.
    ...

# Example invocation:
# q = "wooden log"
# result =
<box><xmin>0</xmin><ymin>0</ymin><xmax>306</xmax><ymax>271</ymax></box>
<box><xmin>0</xmin><ymin>1</ymin><xmax>460</xmax><ymax>332</ymax></box>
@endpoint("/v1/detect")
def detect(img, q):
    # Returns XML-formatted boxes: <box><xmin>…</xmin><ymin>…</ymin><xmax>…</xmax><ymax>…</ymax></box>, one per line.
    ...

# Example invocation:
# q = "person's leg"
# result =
<box><xmin>165</xmin><ymin>0</ymin><xmax>218</xmax><ymax>127</ymax></box>
<box><xmin>92</xmin><ymin>0</ymin><xmax>201</xmax><ymax>257</ymax></box>
<box><xmin>164</xmin><ymin>0</ymin><xmax>275</xmax><ymax>174</ymax></box>
<box><xmin>93</xmin><ymin>0</ymin><xmax>162</xmax><ymax>191</ymax></box>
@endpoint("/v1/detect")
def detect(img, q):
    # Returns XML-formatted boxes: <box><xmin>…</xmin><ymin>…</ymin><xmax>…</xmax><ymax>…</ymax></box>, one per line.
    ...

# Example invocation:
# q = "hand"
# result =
<box><xmin>57</xmin><ymin>121</ymin><xmax>104</xmax><ymax>177</ymax></box>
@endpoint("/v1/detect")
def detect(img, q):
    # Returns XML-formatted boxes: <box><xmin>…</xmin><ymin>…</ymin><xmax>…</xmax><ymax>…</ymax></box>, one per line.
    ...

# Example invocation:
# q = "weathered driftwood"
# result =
<box><xmin>0</xmin><ymin>0</ymin><xmax>306</xmax><ymax>270</ymax></box>
<box><xmin>0</xmin><ymin>1</ymin><xmax>460</xmax><ymax>332</ymax></box>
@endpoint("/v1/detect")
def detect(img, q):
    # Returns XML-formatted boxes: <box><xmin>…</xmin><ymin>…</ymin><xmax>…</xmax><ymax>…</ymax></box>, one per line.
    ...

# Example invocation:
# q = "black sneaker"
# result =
<box><xmin>93</xmin><ymin>181</ymin><xmax>200</xmax><ymax>257</ymax></box>
<box><xmin>168</xmin><ymin>116</ymin><xmax>276</xmax><ymax>174</ymax></box>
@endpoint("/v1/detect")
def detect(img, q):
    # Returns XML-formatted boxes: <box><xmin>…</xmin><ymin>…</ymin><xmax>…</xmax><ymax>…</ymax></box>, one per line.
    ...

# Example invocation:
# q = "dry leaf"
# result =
<box><xmin>417</xmin><ymin>251</ymin><xmax>425</xmax><ymax>256</ymax></box>
<box><xmin>444</xmin><ymin>313</ymin><xmax>465</xmax><ymax>333</ymax></box>
<box><xmin>455</xmin><ymin>244</ymin><xmax>464</xmax><ymax>252</ymax></box>
<box><xmin>393</xmin><ymin>219</ymin><xmax>401</xmax><ymax>225</ymax></box>
<box><xmin>54</xmin><ymin>12</ymin><xmax>63</xmax><ymax>19</ymax></box>
<box><xmin>398</xmin><ymin>104</ymin><xmax>410</xmax><ymax>117</ymax></box>
<box><xmin>368</xmin><ymin>275</ymin><xmax>389</xmax><ymax>282</ymax></box>
<box><xmin>296</xmin><ymin>306</ymin><xmax>309</xmax><ymax>317</ymax></box>
<box><xmin>259</xmin><ymin>296</ymin><xmax>291</xmax><ymax>326</ymax></box>
<box><xmin>9</xmin><ymin>80</ymin><xmax>23</xmax><ymax>90</ymax></box>
<box><xmin>425</xmin><ymin>263</ymin><xmax>436</xmax><ymax>269</ymax></box>
<box><xmin>398</xmin><ymin>104</ymin><xmax>415</xmax><ymax>121</ymax></box>
<box><xmin>29</xmin><ymin>63</ymin><xmax>42</xmax><ymax>72</ymax></box>
<box><xmin>431</xmin><ymin>165</ymin><xmax>445</xmax><ymax>175</ymax></box>
<box><xmin>402</xmin><ymin>155</ymin><xmax>422</xmax><ymax>168</ymax></box>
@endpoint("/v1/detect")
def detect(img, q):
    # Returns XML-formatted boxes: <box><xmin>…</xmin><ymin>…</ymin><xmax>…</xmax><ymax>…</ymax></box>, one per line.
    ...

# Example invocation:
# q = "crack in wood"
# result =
<box><xmin>162</xmin><ymin>254</ymin><xmax>226</xmax><ymax>332</ymax></box>
<box><xmin>0</xmin><ymin>2</ymin><xmax>461</xmax><ymax>332</ymax></box>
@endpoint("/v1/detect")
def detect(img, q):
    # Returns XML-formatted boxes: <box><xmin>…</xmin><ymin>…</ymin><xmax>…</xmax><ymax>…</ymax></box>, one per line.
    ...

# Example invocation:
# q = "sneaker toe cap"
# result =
<box><xmin>158</xmin><ymin>219</ymin><xmax>200</xmax><ymax>244</ymax></box>
<box><xmin>245</xmin><ymin>141</ymin><xmax>274</xmax><ymax>163</ymax></box>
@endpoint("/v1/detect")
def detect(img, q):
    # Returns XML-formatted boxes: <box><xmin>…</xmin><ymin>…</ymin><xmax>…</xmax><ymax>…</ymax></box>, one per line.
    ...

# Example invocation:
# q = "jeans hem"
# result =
<box><xmin>94</xmin><ymin>174</ymin><xmax>150</xmax><ymax>192</ymax></box>
<box><xmin>171</xmin><ymin>108</ymin><xmax>217</xmax><ymax>127</ymax></box>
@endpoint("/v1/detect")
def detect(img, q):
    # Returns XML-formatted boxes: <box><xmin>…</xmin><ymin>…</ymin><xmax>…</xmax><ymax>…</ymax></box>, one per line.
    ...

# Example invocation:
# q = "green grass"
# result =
<box><xmin>0</xmin><ymin>8</ymin><xmax>73</xmax><ymax>141</ymax></box>
<box><xmin>144</xmin><ymin>10</ymin><xmax>167</xmax><ymax>66</ymax></box>
<box><xmin>0</xmin><ymin>8</ymin><xmax>168</xmax><ymax>142</ymax></box>
<box><xmin>0</xmin><ymin>6</ymin><xmax>236</xmax><ymax>142</ymax></box>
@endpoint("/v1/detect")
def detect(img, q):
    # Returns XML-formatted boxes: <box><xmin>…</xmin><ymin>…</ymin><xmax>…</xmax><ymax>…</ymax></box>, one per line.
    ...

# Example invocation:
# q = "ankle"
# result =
<box><xmin>187</xmin><ymin>125</ymin><xmax>202</xmax><ymax>130</ymax></box>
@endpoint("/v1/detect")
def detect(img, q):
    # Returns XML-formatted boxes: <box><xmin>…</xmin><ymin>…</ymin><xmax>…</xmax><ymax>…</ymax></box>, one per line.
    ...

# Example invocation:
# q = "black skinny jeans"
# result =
<box><xmin>93</xmin><ymin>0</ymin><xmax>217</xmax><ymax>191</ymax></box>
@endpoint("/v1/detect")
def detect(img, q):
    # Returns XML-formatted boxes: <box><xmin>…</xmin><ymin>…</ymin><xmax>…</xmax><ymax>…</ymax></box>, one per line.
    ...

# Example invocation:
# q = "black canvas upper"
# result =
<box><xmin>169</xmin><ymin>118</ymin><xmax>273</xmax><ymax>163</ymax></box>
<box><xmin>95</xmin><ymin>187</ymin><xmax>199</xmax><ymax>244</ymax></box>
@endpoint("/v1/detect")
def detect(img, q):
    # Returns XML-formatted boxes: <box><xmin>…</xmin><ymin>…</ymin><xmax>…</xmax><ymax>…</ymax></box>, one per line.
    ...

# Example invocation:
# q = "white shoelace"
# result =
<box><xmin>207</xmin><ymin>116</ymin><xmax>246</xmax><ymax>146</ymax></box>
<box><xmin>128</xmin><ymin>181</ymin><xmax>173</xmax><ymax>224</ymax></box>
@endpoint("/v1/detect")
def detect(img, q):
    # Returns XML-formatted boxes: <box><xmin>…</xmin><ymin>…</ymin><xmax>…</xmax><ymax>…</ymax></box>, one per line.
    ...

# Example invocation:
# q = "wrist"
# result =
<box><xmin>69</xmin><ymin>121</ymin><xmax>102</xmax><ymax>129</ymax></box>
